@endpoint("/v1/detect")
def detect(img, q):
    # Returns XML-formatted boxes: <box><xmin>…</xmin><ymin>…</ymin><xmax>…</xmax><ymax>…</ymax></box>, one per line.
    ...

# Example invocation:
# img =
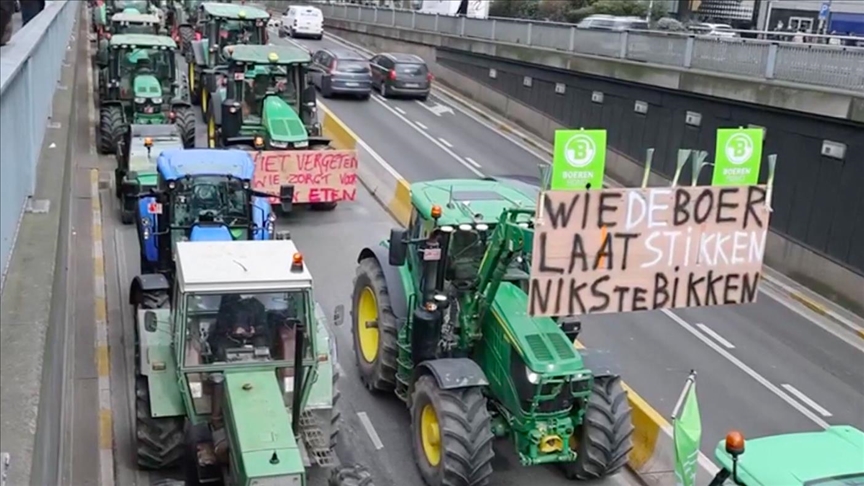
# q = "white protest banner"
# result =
<box><xmin>251</xmin><ymin>149</ymin><xmax>358</xmax><ymax>204</ymax></box>
<box><xmin>529</xmin><ymin>185</ymin><xmax>770</xmax><ymax>317</ymax></box>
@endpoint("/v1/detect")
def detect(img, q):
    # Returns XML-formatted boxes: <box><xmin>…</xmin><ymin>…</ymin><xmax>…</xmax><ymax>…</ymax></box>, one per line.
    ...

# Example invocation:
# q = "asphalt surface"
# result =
<box><xmin>85</xmin><ymin>49</ymin><xmax>642</xmax><ymax>486</ymax></box>
<box><xmin>273</xmin><ymin>31</ymin><xmax>864</xmax><ymax>454</ymax></box>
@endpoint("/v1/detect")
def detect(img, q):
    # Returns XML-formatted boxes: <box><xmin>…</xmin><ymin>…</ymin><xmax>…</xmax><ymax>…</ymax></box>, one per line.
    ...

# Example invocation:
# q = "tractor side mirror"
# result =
<box><xmin>143</xmin><ymin>311</ymin><xmax>158</xmax><ymax>332</ymax></box>
<box><xmin>279</xmin><ymin>184</ymin><xmax>294</xmax><ymax>213</ymax></box>
<box><xmin>332</xmin><ymin>304</ymin><xmax>344</xmax><ymax>327</ymax></box>
<box><xmin>301</xmin><ymin>84</ymin><xmax>317</xmax><ymax>108</ymax></box>
<box><xmin>388</xmin><ymin>228</ymin><xmax>408</xmax><ymax>266</ymax></box>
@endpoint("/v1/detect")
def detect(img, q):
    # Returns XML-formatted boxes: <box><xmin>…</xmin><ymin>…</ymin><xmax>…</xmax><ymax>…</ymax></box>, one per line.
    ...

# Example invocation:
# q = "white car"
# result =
<box><xmin>279</xmin><ymin>6</ymin><xmax>324</xmax><ymax>40</ymax></box>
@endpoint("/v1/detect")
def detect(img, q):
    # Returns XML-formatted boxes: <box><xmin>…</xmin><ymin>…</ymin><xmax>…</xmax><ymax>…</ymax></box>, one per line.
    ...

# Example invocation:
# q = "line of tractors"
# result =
<box><xmin>87</xmin><ymin>2</ymin><xmax>371</xmax><ymax>486</ymax></box>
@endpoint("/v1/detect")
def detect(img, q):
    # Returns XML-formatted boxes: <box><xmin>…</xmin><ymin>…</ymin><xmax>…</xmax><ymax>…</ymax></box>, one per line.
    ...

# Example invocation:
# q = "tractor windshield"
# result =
<box><xmin>219</xmin><ymin>20</ymin><xmax>263</xmax><ymax>45</ymax></box>
<box><xmin>182</xmin><ymin>289</ymin><xmax>311</xmax><ymax>367</ymax></box>
<box><xmin>116</xmin><ymin>21</ymin><xmax>158</xmax><ymax>35</ymax></box>
<box><xmin>169</xmin><ymin>175</ymin><xmax>250</xmax><ymax>228</ymax></box>
<box><xmin>115</xmin><ymin>46</ymin><xmax>174</xmax><ymax>95</ymax></box>
<box><xmin>238</xmin><ymin>66</ymin><xmax>298</xmax><ymax>121</ymax></box>
<box><xmin>115</xmin><ymin>0</ymin><xmax>149</xmax><ymax>12</ymax></box>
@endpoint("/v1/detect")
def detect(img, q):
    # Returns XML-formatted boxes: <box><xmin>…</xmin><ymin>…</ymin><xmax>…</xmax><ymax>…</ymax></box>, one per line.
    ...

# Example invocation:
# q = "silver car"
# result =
<box><xmin>309</xmin><ymin>47</ymin><xmax>373</xmax><ymax>99</ymax></box>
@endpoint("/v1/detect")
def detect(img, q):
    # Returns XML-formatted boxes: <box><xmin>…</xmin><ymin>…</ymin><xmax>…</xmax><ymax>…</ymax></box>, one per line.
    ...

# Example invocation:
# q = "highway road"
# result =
<box><xmin>81</xmin><ymin>48</ymin><xmax>643</xmax><ymax>486</ymax></box>
<box><xmin>273</xmin><ymin>31</ymin><xmax>864</xmax><ymax>455</ymax></box>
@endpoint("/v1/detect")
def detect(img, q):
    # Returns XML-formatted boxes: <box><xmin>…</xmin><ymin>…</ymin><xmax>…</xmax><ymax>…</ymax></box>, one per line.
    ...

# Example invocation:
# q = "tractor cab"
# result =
<box><xmin>109</xmin><ymin>0</ymin><xmax>153</xmax><ymax>15</ymax></box>
<box><xmin>97</xmin><ymin>34</ymin><xmax>196</xmax><ymax>153</ymax></box>
<box><xmin>128</xmin><ymin>240</ymin><xmax>358</xmax><ymax>484</ymax></box>
<box><xmin>115</xmin><ymin>124</ymin><xmax>183</xmax><ymax>224</ymax></box>
<box><xmin>135</xmin><ymin>149</ymin><xmax>292</xmax><ymax>276</ymax></box>
<box><xmin>709</xmin><ymin>427</ymin><xmax>864</xmax><ymax>486</ymax></box>
<box><xmin>208</xmin><ymin>45</ymin><xmax>322</xmax><ymax>150</ymax></box>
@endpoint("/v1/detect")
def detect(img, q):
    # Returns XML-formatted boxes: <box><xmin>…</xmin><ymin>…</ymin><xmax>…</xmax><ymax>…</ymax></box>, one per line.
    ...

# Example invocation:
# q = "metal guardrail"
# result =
<box><xmin>0</xmin><ymin>0</ymin><xmax>79</xmax><ymax>285</ymax></box>
<box><xmin>316</xmin><ymin>3</ymin><xmax>864</xmax><ymax>92</ymax></box>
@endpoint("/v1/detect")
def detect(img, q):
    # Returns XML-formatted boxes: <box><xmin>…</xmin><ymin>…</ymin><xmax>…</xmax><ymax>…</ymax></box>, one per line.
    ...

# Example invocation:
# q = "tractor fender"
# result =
<box><xmin>100</xmin><ymin>100</ymin><xmax>125</xmax><ymax>111</ymax></box>
<box><xmin>358</xmin><ymin>246</ymin><xmax>409</xmax><ymax>323</ymax></box>
<box><xmin>210</xmin><ymin>89</ymin><xmax>224</xmax><ymax>125</ymax></box>
<box><xmin>170</xmin><ymin>99</ymin><xmax>191</xmax><ymax>109</ymax></box>
<box><xmin>415</xmin><ymin>358</ymin><xmax>489</xmax><ymax>390</ymax></box>
<box><xmin>578</xmin><ymin>348</ymin><xmax>622</xmax><ymax>379</ymax></box>
<box><xmin>189</xmin><ymin>40</ymin><xmax>207</xmax><ymax>66</ymax></box>
<box><xmin>129</xmin><ymin>274</ymin><xmax>170</xmax><ymax>306</ymax></box>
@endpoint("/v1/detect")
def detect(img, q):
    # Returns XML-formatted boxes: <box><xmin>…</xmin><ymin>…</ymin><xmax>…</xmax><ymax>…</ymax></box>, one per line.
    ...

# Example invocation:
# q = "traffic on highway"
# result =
<box><xmin>2</xmin><ymin>1</ymin><xmax>861</xmax><ymax>486</ymax></box>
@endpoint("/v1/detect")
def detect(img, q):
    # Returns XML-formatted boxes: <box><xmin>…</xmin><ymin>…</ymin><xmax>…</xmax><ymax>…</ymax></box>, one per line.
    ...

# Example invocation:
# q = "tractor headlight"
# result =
<box><xmin>526</xmin><ymin>366</ymin><xmax>540</xmax><ymax>384</ymax></box>
<box><xmin>293</xmin><ymin>141</ymin><xmax>308</xmax><ymax>149</ymax></box>
<box><xmin>266</xmin><ymin>220</ymin><xmax>275</xmax><ymax>234</ymax></box>
<box><xmin>141</xmin><ymin>217</ymin><xmax>150</xmax><ymax>227</ymax></box>
<box><xmin>142</xmin><ymin>226</ymin><xmax>151</xmax><ymax>240</ymax></box>
<box><xmin>135</xmin><ymin>97</ymin><xmax>146</xmax><ymax>104</ymax></box>
<box><xmin>152</xmin><ymin>97</ymin><xmax>163</xmax><ymax>104</ymax></box>
<box><xmin>270</xmin><ymin>141</ymin><xmax>288</xmax><ymax>149</ymax></box>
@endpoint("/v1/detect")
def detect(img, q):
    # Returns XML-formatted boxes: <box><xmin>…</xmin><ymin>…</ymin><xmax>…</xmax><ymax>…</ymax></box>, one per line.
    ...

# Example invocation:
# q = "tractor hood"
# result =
<box><xmin>223</xmin><ymin>370</ymin><xmax>305</xmax><ymax>482</ymax></box>
<box><xmin>262</xmin><ymin>96</ymin><xmax>308</xmax><ymax>144</ymax></box>
<box><xmin>490</xmin><ymin>283</ymin><xmax>586</xmax><ymax>376</ymax></box>
<box><xmin>134</xmin><ymin>74</ymin><xmax>163</xmax><ymax>99</ymax></box>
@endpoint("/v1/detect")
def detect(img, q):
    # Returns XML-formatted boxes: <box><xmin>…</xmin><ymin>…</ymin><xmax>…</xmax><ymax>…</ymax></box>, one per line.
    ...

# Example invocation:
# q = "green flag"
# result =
<box><xmin>673</xmin><ymin>374</ymin><xmax>701</xmax><ymax>486</ymax></box>
<box><xmin>550</xmin><ymin>129</ymin><xmax>606</xmax><ymax>190</ymax></box>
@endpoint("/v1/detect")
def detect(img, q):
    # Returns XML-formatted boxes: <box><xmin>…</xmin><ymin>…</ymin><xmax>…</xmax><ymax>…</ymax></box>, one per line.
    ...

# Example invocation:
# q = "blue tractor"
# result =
<box><xmin>136</xmin><ymin>148</ymin><xmax>294</xmax><ymax>277</ymax></box>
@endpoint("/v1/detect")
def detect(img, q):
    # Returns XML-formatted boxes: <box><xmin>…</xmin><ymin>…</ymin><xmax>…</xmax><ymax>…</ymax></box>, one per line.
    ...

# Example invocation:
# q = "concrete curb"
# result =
<box><xmin>317</xmin><ymin>93</ymin><xmax>718</xmax><ymax>485</ymax></box>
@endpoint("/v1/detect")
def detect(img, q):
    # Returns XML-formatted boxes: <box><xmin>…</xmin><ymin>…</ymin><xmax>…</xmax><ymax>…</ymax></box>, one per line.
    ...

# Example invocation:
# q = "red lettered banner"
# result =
<box><xmin>251</xmin><ymin>150</ymin><xmax>358</xmax><ymax>204</ymax></box>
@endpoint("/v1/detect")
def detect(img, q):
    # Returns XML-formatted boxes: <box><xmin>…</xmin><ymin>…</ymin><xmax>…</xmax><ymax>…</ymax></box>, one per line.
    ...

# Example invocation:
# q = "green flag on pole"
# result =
<box><xmin>673</xmin><ymin>371</ymin><xmax>701</xmax><ymax>486</ymax></box>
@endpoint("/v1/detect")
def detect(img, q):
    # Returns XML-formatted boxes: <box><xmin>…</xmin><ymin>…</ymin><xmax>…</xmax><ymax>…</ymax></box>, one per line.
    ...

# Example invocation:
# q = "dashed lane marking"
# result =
<box><xmin>356</xmin><ymin>412</ymin><xmax>384</xmax><ymax>451</ymax></box>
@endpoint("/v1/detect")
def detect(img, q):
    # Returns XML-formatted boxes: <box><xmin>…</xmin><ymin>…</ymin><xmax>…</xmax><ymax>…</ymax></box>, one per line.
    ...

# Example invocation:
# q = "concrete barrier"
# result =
<box><xmin>315</xmin><ymin>99</ymin><xmax>719</xmax><ymax>484</ymax></box>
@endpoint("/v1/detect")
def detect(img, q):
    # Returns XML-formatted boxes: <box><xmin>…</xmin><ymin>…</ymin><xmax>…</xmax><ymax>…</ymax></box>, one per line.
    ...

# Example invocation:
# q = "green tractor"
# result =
<box><xmin>95</xmin><ymin>12</ymin><xmax>163</xmax><ymax>63</ymax></box>
<box><xmin>205</xmin><ymin>45</ymin><xmax>326</xmax><ymax>151</ymax></box>
<box><xmin>94</xmin><ymin>0</ymin><xmax>159</xmax><ymax>35</ymax></box>
<box><xmin>97</xmin><ymin>34</ymin><xmax>196</xmax><ymax>154</ymax></box>
<box><xmin>187</xmin><ymin>2</ymin><xmax>270</xmax><ymax>113</ymax></box>
<box><xmin>163</xmin><ymin>0</ymin><xmax>228</xmax><ymax>58</ymax></box>
<box><xmin>114</xmin><ymin>124</ymin><xmax>184</xmax><ymax>224</ymax></box>
<box><xmin>708</xmin><ymin>427</ymin><xmax>864</xmax><ymax>485</ymax></box>
<box><xmin>348</xmin><ymin>179</ymin><xmax>634</xmax><ymax>486</ymax></box>
<box><xmin>128</xmin><ymin>239</ymin><xmax>375</xmax><ymax>486</ymax></box>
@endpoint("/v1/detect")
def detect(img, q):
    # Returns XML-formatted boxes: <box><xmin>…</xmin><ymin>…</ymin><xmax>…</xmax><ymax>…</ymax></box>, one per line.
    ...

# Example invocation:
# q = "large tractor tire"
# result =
<box><xmin>351</xmin><ymin>257</ymin><xmax>399</xmax><ymax>393</ymax></box>
<box><xmin>178</xmin><ymin>25</ymin><xmax>194</xmax><ymax>57</ymax></box>
<box><xmin>410</xmin><ymin>375</ymin><xmax>495</xmax><ymax>486</ymax></box>
<box><xmin>135</xmin><ymin>376</ymin><xmax>185</xmax><ymax>470</ymax></box>
<box><xmin>174</xmin><ymin>107</ymin><xmax>196</xmax><ymax>148</ymax></box>
<box><xmin>188</xmin><ymin>63</ymin><xmax>200</xmax><ymax>106</ymax></box>
<box><xmin>98</xmin><ymin>105</ymin><xmax>125</xmax><ymax>155</ymax></box>
<box><xmin>563</xmin><ymin>375</ymin><xmax>634</xmax><ymax>480</ymax></box>
<box><xmin>329</xmin><ymin>465</ymin><xmax>374</xmax><ymax>486</ymax></box>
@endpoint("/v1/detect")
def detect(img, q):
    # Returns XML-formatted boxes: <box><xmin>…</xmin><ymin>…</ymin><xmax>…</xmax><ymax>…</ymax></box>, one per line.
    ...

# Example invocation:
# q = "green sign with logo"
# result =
<box><xmin>551</xmin><ymin>129</ymin><xmax>607</xmax><ymax>190</ymax></box>
<box><xmin>713</xmin><ymin>128</ymin><xmax>764</xmax><ymax>186</ymax></box>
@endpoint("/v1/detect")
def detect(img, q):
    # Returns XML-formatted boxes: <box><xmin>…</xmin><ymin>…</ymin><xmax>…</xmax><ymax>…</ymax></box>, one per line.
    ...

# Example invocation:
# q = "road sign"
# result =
<box><xmin>819</xmin><ymin>2</ymin><xmax>830</xmax><ymax>20</ymax></box>
<box><xmin>551</xmin><ymin>129</ymin><xmax>606</xmax><ymax>190</ymax></box>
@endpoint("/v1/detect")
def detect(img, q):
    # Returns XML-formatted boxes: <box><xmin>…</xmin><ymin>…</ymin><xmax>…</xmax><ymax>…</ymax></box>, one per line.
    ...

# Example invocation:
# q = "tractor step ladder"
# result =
<box><xmin>299</xmin><ymin>411</ymin><xmax>337</xmax><ymax>468</ymax></box>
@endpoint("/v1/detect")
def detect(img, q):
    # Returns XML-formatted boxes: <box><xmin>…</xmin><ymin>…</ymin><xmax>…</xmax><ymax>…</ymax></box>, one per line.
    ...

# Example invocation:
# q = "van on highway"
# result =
<box><xmin>279</xmin><ymin>5</ymin><xmax>323</xmax><ymax>40</ymax></box>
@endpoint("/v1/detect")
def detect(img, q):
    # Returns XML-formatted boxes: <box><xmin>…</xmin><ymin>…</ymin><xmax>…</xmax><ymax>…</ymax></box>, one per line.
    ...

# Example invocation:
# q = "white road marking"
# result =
<box><xmin>357</xmin><ymin>412</ymin><xmax>384</xmax><ymax>450</ymax></box>
<box><xmin>781</xmin><ymin>384</ymin><xmax>833</xmax><ymax>417</ymax></box>
<box><xmin>438</xmin><ymin>137</ymin><xmax>453</xmax><ymax>148</ymax></box>
<box><xmin>370</xmin><ymin>95</ymin><xmax>484</xmax><ymax>177</ymax></box>
<box><xmin>661</xmin><ymin>309</ymin><xmax>831</xmax><ymax>429</ymax></box>
<box><xmin>465</xmin><ymin>157</ymin><xmax>482</xmax><ymax>169</ymax></box>
<box><xmin>695</xmin><ymin>323</ymin><xmax>735</xmax><ymax>349</ymax></box>
<box><xmin>416</xmin><ymin>121</ymin><xmax>428</xmax><ymax>130</ymax></box>
<box><xmin>394</xmin><ymin>106</ymin><xmax>407</xmax><ymax>115</ymax></box>
<box><xmin>416</xmin><ymin>100</ymin><xmax>454</xmax><ymax>116</ymax></box>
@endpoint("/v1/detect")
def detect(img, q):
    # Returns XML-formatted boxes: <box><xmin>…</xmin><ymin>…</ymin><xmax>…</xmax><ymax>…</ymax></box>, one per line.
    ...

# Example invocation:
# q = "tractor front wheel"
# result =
<box><xmin>135</xmin><ymin>376</ymin><xmax>185</xmax><ymax>470</ymax></box>
<box><xmin>98</xmin><ymin>105</ymin><xmax>125</xmax><ymax>155</ymax></box>
<box><xmin>410</xmin><ymin>375</ymin><xmax>495</xmax><ymax>486</ymax></box>
<box><xmin>174</xmin><ymin>107</ymin><xmax>196</xmax><ymax>148</ymax></box>
<box><xmin>329</xmin><ymin>465</ymin><xmax>374</xmax><ymax>486</ymax></box>
<box><xmin>351</xmin><ymin>257</ymin><xmax>399</xmax><ymax>393</ymax></box>
<box><xmin>563</xmin><ymin>375</ymin><xmax>634</xmax><ymax>480</ymax></box>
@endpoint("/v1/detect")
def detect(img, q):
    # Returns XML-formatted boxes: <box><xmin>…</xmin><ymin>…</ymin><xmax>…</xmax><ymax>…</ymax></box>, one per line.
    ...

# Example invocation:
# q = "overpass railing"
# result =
<box><xmin>317</xmin><ymin>4</ymin><xmax>864</xmax><ymax>92</ymax></box>
<box><xmin>0</xmin><ymin>0</ymin><xmax>79</xmax><ymax>286</ymax></box>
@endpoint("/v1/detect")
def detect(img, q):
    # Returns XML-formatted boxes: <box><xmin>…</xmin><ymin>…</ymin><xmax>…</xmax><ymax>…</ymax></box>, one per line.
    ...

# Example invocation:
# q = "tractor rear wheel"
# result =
<box><xmin>563</xmin><ymin>375</ymin><xmax>633</xmax><ymax>480</ymax></box>
<box><xmin>329</xmin><ymin>465</ymin><xmax>374</xmax><ymax>486</ymax></box>
<box><xmin>188</xmin><ymin>63</ymin><xmax>200</xmax><ymax>106</ymax></box>
<box><xmin>352</xmin><ymin>257</ymin><xmax>399</xmax><ymax>392</ymax></box>
<box><xmin>178</xmin><ymin>26</ymin><xmax>194</xmax><ymax>57</ymax></box>
<box><xmin>410</xmin><ymin>375</ymin><xmax>494</xmax><ymax>486</ymax></box>
<box><xmin>174</xmin><ymin>107</ymin><xmax>196</xmax><ymax>148</ymax></box>
<box><xmin>135</xmin><ymin>376</ymin><xmax>185</xmax><ymax>470</ymax></box>
<box><xmin>98</xmin><ymin>105</ymin><xmax>125</xmax><ymax>155</ymax></box>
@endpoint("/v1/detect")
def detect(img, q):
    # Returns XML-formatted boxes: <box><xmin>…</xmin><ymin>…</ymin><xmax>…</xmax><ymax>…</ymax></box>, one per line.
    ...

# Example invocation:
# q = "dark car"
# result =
<box><xmin>309</xmin><ymin>47</ymin><xmax>373</xmax><ymax>99</ymax></box>
<box><xmin>369</xmin><ymin>52</ymin><xmax>432</xmax><ymax>101</ymax></box>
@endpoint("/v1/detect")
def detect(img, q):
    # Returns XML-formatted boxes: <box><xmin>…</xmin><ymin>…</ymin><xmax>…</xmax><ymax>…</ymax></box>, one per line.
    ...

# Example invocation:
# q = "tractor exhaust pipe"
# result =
<box><xmin>291</xmin><ymin>321</ymin><xmax>306</xmax><ymax>435</ymax></box>
<box><xmin>210</xmin><ymin>374</ymin><xmax>225</xmax><ymax>429</ymax></box>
